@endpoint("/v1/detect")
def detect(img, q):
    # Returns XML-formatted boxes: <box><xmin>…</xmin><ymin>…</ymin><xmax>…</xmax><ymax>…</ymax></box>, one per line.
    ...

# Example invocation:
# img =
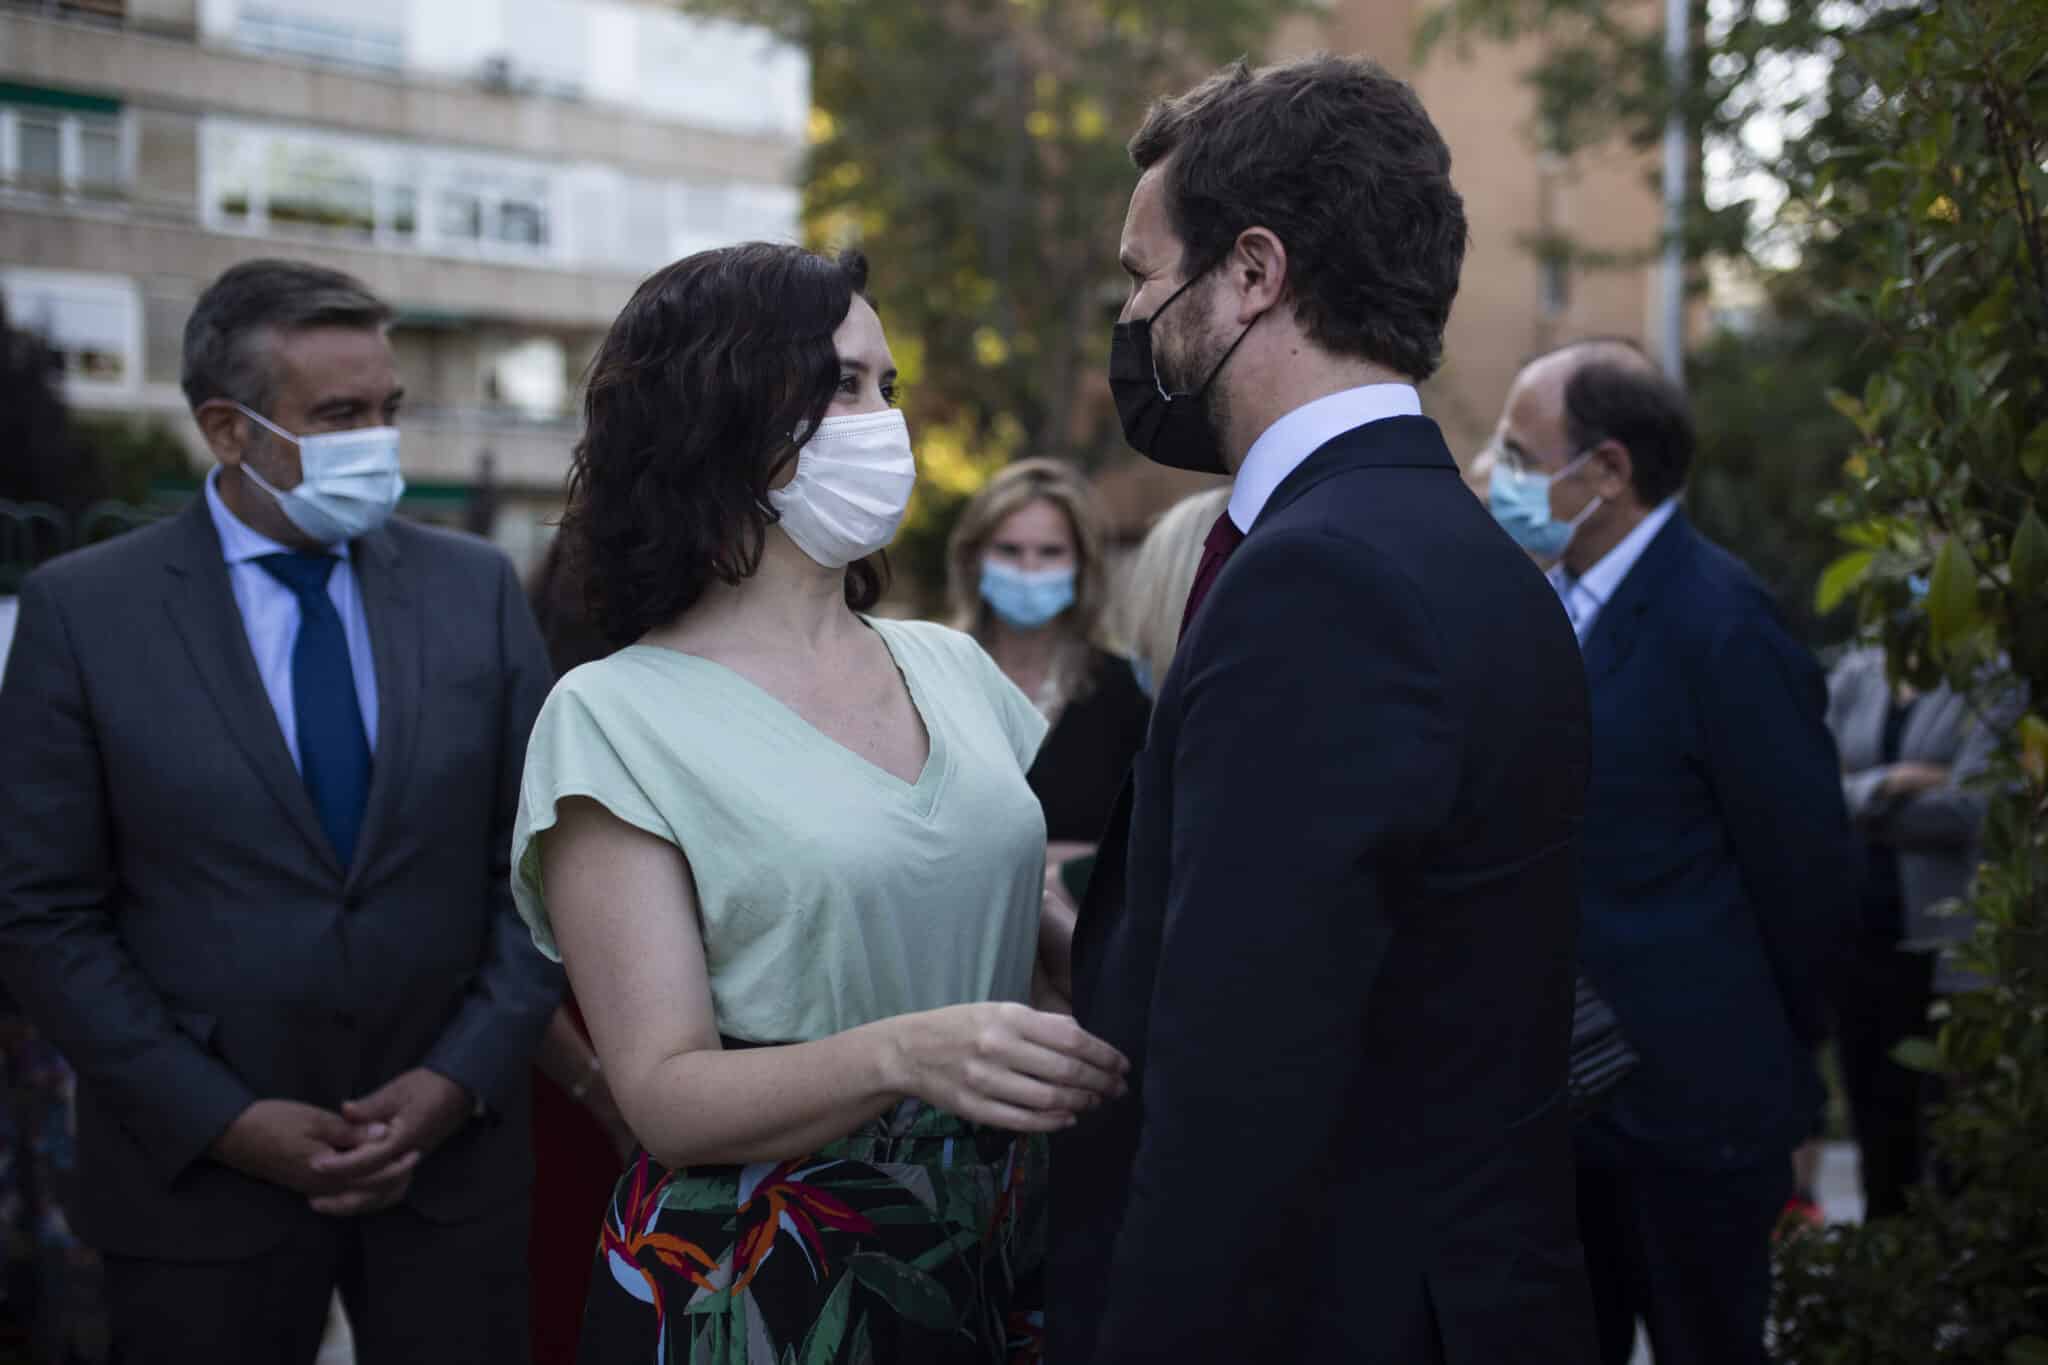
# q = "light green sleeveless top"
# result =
<box><xmin>511</xmin><ymin>617</ymin><xmax>1049</xmax><ymax>1043</ymax></box>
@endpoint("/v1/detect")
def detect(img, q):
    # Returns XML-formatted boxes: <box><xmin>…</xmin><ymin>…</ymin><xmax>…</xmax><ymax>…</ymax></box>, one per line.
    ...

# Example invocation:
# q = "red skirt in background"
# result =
<box><xmin>528</xmin><ymin>1001</ymin><xmax>626</xmax><ymax>1365</ymax></box>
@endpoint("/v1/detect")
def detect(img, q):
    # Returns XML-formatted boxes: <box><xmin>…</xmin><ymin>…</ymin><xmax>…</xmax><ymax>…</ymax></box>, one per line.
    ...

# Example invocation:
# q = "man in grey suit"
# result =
<box><xmin>0</xmin><ymin>260</ymin><xmax>562</xmax><ymax>1363</ymax></box>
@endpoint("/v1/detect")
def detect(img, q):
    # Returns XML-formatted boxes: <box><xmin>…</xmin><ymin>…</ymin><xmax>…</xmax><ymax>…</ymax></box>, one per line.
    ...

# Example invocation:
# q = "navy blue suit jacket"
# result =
<box><xmin>1050</xmin><ymin>417</ymin><xmax>1598</xmax><ymax>1365</ymax></box>
<box><xmin>1572</xmin><ymin>512</ymin><xmax>1856</xmax><ymax>1172</ymax></box>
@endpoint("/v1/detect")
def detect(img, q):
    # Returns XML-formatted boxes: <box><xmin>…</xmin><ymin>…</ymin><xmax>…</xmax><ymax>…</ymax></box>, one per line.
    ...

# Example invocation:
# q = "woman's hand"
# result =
<box><xmin>885</xmin><ymin>1003</ymin><xmax>1127</xmax><ymax>1132</ymax></box>
<box><xmin>1883</xmin><ymin>761</ymin><xmax>1950</xmax><ymax>798</ymax></box>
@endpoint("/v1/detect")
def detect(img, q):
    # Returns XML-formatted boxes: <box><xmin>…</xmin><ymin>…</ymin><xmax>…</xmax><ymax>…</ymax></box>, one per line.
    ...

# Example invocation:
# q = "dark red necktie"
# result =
<box><xmin>1180</xmin><ymin>510</ymin><xmax>1246</xmax><ymax>638</ymax></box>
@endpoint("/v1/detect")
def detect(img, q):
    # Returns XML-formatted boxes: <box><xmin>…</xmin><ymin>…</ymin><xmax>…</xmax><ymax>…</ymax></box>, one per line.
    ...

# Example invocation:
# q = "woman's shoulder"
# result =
<box><xmin>533</xmin><ymin>647</ymin><xmax>710</xmax><ymax>749</ymax></box>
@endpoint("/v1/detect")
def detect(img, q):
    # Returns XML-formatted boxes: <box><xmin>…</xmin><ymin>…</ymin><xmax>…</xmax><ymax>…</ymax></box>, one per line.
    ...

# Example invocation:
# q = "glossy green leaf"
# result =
<box><xmin>1927</xmin><ymin>538</ymin><xmax>1981</xmax><ymax>653</ymax></box>
<box><xmin>2023</xmin><ymin>424</ymin><xmax>2048</xmax><ymax>483</ymax></box>
<box><xmin>1892</xmin><ymin>1036</ymin><xmax>1945</xmax><ymax>1073</ymax></box>
<box><xmin>1815</xmin><ymin>550</ymin><xmax>1875</xmax><ymax>615</ymax></box>
<box><xmin>2012</xmin><ymin>507</ymin><xmax>2048</xmax><ymax>598</ymax></box>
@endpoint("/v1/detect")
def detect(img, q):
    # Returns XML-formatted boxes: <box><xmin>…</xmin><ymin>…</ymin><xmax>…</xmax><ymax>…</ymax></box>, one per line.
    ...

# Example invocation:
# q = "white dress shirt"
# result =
<box><xmin>204</xmin><ymin>467</ymin><xmax>380</xmax><ymax>767</ymax></box>
<box><xmin>1547</xmin><ymin>497</ymin><xmax>1681</xmax><ymax>642</ymax></box>
<box><xmin>1227</xmin><ymin>383</ymin><xmax>1424</xmax><ymax>532</ymax></box>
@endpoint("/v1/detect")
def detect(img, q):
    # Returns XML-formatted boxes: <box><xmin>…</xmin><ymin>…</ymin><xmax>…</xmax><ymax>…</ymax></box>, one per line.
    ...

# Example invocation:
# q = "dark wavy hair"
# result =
<box><xmin>1130</xmin><ymin>54</ymin><xmax>1467</xmax><ymax>381</ymax></box>
<box><xmin>561</xmin><ymin>243</ymin><xmax>885</xmax><ymax>645</ymax></box>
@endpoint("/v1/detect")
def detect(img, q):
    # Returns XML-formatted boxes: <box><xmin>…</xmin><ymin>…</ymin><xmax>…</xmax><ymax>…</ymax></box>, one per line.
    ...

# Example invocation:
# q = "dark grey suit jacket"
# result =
<box><xmin>0</xmin><ymin>496</ymin><xmax>562</xmax><ymax>1259</ymax></box>
<box><xmin>1827</xmin><ymin>645</ymin><xmax>2023</xmax><ymax>972</ymax></box>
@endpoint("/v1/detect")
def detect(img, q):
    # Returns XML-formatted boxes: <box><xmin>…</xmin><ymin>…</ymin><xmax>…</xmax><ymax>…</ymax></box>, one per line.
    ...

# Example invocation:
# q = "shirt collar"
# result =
<box><xmin>204</xmin><ymin>466</ymin><xmax>351</xmax><ymax>566</ymax></box>
<box><xmin>1227</xmin><ymin>383</ymin><xmax>1422</xmax><ymax>532</ymax></box>
<box><xmin>1556</xmin><ymin>496</ymin><xmax>1680</xmax><ymax>608</ymax></box>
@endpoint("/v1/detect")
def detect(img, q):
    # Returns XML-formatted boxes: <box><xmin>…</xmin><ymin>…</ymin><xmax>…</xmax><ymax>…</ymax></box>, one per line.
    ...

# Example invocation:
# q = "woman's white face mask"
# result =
<box><xmin>767</xmin><ymin>409</ymin><xmax>918</xmax><ymax>568</ymax></box>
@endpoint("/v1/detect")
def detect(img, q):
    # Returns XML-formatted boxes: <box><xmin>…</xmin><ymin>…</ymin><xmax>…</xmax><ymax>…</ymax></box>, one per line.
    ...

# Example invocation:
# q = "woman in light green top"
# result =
<box><xmin>512</xmin><ymin>244</ymin><xmax>1126</xmax><ymax>1365</ymax></box>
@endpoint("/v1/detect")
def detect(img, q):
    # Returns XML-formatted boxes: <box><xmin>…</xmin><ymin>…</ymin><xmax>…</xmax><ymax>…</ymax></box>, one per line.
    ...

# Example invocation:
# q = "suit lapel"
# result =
<box><xmin>1580</xmin><ymin>514</ymin><xmax>1691</xmax><ymax>684</ymax></box>
<box><xmin>345</xmin><ymin>526</ymin><xmax>422</xmax><ymax>890</ymax></box>
<box><xmin>160</xmin><ymin>498</ymin><xmax>341</xmax><ymax>876</ymax></box>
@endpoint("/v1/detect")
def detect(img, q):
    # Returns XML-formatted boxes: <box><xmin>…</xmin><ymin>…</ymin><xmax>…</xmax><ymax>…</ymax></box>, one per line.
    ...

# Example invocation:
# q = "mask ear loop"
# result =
<box><xmin>1551</xmin><ymin>448</ymin><xmax>1609</xmax><ymax>552</ymax></box>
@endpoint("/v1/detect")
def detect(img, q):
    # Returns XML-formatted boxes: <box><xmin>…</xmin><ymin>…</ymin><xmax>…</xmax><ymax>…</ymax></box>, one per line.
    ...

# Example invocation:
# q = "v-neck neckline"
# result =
<box><xmin>622</xmin><ymin>618</ymin><xmax>949</xmax><ymax>817</ymax></box>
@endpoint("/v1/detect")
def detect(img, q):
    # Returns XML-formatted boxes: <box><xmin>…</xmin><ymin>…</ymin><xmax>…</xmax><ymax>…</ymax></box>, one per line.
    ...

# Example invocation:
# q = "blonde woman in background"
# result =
<box><xmin>1107</xmin><ymin>486</ymin><xmax>1231</xmax><ymax>701</ymax></box>
<box><xmin>947</xmin><ymin>460</ymin><xmax>1152</xmax><ymax>871</ymax></box>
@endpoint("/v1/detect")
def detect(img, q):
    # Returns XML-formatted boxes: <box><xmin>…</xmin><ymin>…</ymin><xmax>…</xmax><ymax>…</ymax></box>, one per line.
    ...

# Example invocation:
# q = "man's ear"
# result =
<box><xmin>1589</xmin><ymin>439</ymin><xmax>1635</xmax><ymax>503</ymax></box>
<box><xmin>1228</xmin><ymin>226</ymin><xmax>1289</xmax><ymax>326</ymax></box>
<box><xmin>194</xmin><ymin>400</ymin><xmax>250</xmax><ymax>468</ymax></box>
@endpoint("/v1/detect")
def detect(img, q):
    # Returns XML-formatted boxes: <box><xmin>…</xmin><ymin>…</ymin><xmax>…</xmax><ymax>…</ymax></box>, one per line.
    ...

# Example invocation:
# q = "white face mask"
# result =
<box><xmin>767</xmin><ymin>408</ymin><xmax>917</xmax><ymax>568</ymax></box>
<box><xmin>234</xmin><ymin>403</ymin><xmax>406</xmax><ymax>545</ymax></box>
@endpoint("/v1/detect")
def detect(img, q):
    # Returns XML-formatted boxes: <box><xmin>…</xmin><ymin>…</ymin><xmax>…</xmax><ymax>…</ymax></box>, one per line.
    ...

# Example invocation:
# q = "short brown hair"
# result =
<box><xmin>1130</xmin><ymin>54</ymin><xmax>1467</xmax><ymax>380</ymax></box>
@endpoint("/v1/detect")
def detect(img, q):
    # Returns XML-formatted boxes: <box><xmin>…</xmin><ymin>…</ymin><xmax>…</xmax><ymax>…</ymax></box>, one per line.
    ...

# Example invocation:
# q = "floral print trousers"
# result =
<box><xmin>578</xmin><ymin>1100</ymin><xmax>1045</xmax><ymax>1364</ymax></box>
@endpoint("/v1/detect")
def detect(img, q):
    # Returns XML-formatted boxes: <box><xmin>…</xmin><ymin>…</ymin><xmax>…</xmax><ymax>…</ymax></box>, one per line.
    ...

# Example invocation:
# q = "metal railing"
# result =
<box><xmin>0</xmin><ymin>497</ymin><xmax>162</xmax><ymax>591</ymax></box>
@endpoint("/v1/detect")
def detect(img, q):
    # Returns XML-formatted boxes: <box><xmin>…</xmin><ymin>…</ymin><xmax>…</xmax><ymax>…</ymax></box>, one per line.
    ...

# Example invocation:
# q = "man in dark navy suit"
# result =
<box><xmin>1047</xmin><ymin>55</ymin><xmax>1599</xmax><ymax>1365</ymax></box>
<box><xmin>1484</xmin><ymin>339</ymin><xmax>1857</xmax><ymax>1365</ymax></box>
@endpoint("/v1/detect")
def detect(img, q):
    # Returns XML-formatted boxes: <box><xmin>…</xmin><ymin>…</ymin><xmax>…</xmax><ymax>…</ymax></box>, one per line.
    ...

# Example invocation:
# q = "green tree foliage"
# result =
<box><xmin>1438</xmin><ymin>0</ymin><xmax>2048</xmax><ymax>1354</ymax></box>
<box><xmin>1773</xmin><ymin>3</ymin><xmax>2048</xmax><ymax>1350</ymax></box>
<box><xmin>679</xmin><ymin>0</ymin><xmax>1295</xmax><ymax>600</ymax></box>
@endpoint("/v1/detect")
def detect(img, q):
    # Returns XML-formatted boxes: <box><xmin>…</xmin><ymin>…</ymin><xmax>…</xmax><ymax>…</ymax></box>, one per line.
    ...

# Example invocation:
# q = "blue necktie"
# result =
<box><xmin>255</xmin><ymin>552</ymin><xmax>372</xmax><ymax>868</ymax></box>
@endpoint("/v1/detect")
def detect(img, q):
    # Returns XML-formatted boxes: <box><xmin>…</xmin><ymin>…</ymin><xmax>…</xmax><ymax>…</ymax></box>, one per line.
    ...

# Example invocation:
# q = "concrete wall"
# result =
<box><xmin>1273</xmin><ymin>0</ymin><xmax>1666</xmax><ymax>459</ymax></box>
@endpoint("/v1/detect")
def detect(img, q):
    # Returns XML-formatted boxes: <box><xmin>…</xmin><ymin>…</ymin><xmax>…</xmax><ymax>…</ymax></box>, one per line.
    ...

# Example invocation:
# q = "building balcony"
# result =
<box><xmin>0</xmin><ymin>6</ymin><xmax>805</xmax><ymax>183</ymax></box>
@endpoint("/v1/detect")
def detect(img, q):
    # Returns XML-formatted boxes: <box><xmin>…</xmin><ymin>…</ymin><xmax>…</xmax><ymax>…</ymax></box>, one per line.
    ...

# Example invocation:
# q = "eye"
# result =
<box><xmin>881</xmin><ymin>382</ymin><xmax>901</xmax><ymax>407</ymax></box>
<box><xmin>836</xmin><ymin>373</ymin><xmax>859</xmax><ymax>395</ymax></box>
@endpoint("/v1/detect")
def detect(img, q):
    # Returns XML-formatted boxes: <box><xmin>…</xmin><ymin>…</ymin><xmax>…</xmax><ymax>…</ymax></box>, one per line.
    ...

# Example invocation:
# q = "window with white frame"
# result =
<box><xmin>202</xmin><ymin>120</ymin><xmax>560</xmax><ymax>259</ymax></box>
<box><xmin>200</xmin><ymin>118</ymin><xmax>800</xmax><ymax>273</ymax></box>
<box><xmin>0</xmin><ymin>270</ymin><xmax>141</xmax><ymax>391</ymax></box>
<box><xmin>226</xmin><ymin>1</ymin><xmax>405</xmax><ymax>72</ymax></box>
<box><xmin>0</xmin><ymin>87</ymin><xmax>128</xmax><ymax>199</ymax></box>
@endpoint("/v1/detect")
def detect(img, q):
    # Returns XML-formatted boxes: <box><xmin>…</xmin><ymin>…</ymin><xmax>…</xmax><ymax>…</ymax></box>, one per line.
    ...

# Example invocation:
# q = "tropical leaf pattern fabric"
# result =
<box><xmin>577</xmin><ymin>1099</ymin><xmax>1045</xmax><ymax>1364</ymax></box>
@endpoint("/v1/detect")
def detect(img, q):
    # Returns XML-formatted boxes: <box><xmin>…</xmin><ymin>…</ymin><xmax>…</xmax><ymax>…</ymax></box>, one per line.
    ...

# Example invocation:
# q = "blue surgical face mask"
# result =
<box><xmin>234</xmin><ymin>403</ymin><xmax>405</xmax><ymax>545</ymax></box>
<box><xmin>1488</xmin><ymin>449</ymin><xmax>1602</xmax><ymax>560</ymax></box>
<box><xmin>980</xmin><ymin>560</ymin><xmax>1076</xmax><ymax>630</ymax></box>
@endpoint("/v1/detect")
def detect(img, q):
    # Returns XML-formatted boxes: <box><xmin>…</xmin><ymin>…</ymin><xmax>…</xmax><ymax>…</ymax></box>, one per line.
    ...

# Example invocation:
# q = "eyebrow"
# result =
<box><xmin>837</xmin><ymin>357</ymin><xmax>898</xmax><ymax>383</ymax></box>
<box><xmin>311</xmin><ymin>387</ymin><xmax>405</xmax><ymax>416</ymax></box>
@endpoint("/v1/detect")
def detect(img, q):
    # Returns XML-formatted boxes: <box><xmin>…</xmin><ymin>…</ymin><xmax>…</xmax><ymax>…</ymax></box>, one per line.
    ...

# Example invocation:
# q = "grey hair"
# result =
<box><xmin>180</xmin><ymin>259</ymin><xmax>392</xmax><ymax>413</ymax></box>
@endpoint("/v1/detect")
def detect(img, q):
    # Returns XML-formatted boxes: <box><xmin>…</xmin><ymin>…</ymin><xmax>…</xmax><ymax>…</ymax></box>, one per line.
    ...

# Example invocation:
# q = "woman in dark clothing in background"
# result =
<box><xmin>945</xmin><ymin>459</ymin><xmax>1150</xmax><ymax>868</ymax></box>
<box><xmin>524</xmin><ymin>534</ymin><xmax>633</xmax><ymax>1363</ymax></box>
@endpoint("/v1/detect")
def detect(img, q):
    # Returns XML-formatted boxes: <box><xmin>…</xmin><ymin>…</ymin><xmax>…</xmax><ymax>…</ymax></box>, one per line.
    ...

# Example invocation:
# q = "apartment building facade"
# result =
<box><xmin>0</xmin><ymin>0</ymin><xmax>807</xmax><ymax>565</ymax></box>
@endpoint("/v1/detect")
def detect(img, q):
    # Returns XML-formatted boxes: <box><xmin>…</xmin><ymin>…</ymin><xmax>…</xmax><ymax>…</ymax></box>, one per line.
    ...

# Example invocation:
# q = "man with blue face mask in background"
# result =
<box><xmin>1484</xmin><ymin>338</ymin><xmax>1858</xmax><ymax>1365</ymax></box>
<box><xmin>0</xmin><ymin>260</ymin><xmax>561</xmax><ymax>1364</ymax></box>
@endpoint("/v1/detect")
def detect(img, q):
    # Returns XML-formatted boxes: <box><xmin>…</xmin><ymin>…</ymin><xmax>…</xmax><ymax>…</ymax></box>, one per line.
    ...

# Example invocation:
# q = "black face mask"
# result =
<box><xmin>1108</xmin><ymin>263</ymin><xmax>1255</xmax><ymax>474</ymax></box>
